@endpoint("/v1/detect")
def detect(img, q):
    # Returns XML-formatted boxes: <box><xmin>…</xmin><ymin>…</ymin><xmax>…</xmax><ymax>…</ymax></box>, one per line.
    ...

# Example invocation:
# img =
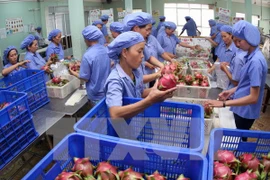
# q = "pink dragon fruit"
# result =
<box><xmin>146</xmin><ymin>170</ymin><xmax>166</xmax><ymax>180</ymax></box>
<box><xmin>118</xmin><ymin>167</ymin><xmax>143</xmax><ymax>180</ymax></box>
<box><xmin>239</xmin><ymin>153</ymin><xmax>260</xmax><ymax>171</ymax></box>
<box><xmin>234</xmin><ymin>171</ymin><xmax>252</xmax><ymax>180</ymax></box>
<box><xmin>95</xmin><ymin>161</ymin><xmax>119</xmax><ymax>180</ymax></box>
<box><xmin>55</xmin><ymin>172</ymin><xmax>81</xmax><ymax>180</ymax></box>
<box><xmin>71</xmin><ymin>157</ymin><xmax>95</xmax><ymax>177</ymax></box>
<box><xmin>176</xmin><ymin>174</ymin><xmax>190</xmax><ymax>180</ymax></box>
<box><xmin>192</xmin><ymin>80</ymin><xmax>200</xmax><ymax>86</ymax></box>
<box><xmin>262</xmin><ymin>152</ymin><xmax>270</xmax><ymax>174</ymax></box>
<box><xmin>158</xmin><ymin>74</ymin><xmax>177</xmax><ymax>91</ymax></box>
<box><xmin>161</xmin><ymin>65</ymin><xmax>173</xmax><ymax>75</ymax></box>
<box><xmin>52</xmin><ymin>77</ymin><xmax>62</xmax><ymax>84</ymax></box>
<box><xmin>200</xmin><ymin>80</ymin><xmax>209</xmax><ymax>87</ymax></box>
<box><xmin>184</xmin><ymin>74</ymin><xmax>193</xmax><ymax>85</ymax></box>
<box><xmin>213</xmin><ymin>161</ymin><xmax>233</xmax><ymax>180</ymax></box>
<box><xmin>216</xmin><ymin>150</ymin><xmax>240</xmax><ymax>164</ymax></box>
<box><xmin>194</xmin><ymin>72</ymin><xmax>203</xmax><ymax>81</ymax></box>
<box><xmin>178</xmin><ymin>80</ymin><xmax>186</xmax><ymax>86</ymax></box>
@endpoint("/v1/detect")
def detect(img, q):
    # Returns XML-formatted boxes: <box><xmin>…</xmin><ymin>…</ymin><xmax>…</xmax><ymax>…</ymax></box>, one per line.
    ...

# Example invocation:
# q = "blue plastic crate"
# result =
<box><xmin>0</xmin><ymin>91</ymin><xmax>39</xmax><ymax>170</ymax></box>
<box><xmin>207</xmin><ymin>128</ymin><xmax>270</xmax><ymax>180</ymax></box>
<box><xmin>23</xmin><ymin>133</ymin><xmax>207</xmax><ymax>180</ymax></box>
<box><xmin>74</xmin><ymin>97</ymin><xmax>204</xmax><ymax>152</ymax></box>
<box><xmin>0</xmin><ymin>69</ymin><xmax>50</xmax><ymax>113</ymax></box>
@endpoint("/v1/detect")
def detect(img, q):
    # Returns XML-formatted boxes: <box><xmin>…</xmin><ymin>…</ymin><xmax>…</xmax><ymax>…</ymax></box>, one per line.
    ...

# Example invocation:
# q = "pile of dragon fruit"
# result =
<box><xmin>55</xmin><ymin>158</ymin><xmax>191</xmax><ymax>180</ymax></box>
<box><xmin>68</xmin><ymin>61</ymin><xmax>81</xmax><ymax>72</ymax></box>
<box><xmin>203</xmin><ymin>102</ymin><xmax>213</xmax><ymax>119</ymax></box>
<box><xmin>190</xmin><ymin>60</ymin><xmax>212</xmax><ymax>69</ymax></box>
<box><xmin>0</xmin><ymin>102</ymin><xmax>10</xmax><ymax>110</ymax></box>
<box><xmin>213</xmin><ymin>150</ymin><xmax>270</xmax><ymax>180</ymax></box>
<box><xmin>47</xmin><ymin>77</ymin><xmax>69</xmax><ymax>87</ymax></box>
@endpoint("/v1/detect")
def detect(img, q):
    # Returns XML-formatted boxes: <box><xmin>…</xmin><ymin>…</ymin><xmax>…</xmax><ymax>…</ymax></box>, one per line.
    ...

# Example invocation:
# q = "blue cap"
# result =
<box><xmin>164</xmin><ymin>21</ymin><xmax>177</xmax><ymax>30</ymax></box>
<box><xmin>48</xmin><ymin>29</ymin><xmax>61</xmax><ymax>41</ymax></box>
<box><xmin>110</xmin><ymin>22</ymin><xmax>125</xmax><ymax>33</ymax></box>
<box><xmin>159</xmin><ymin>16</ymin><xmax>166</xmax><ymax>20</ymax></box>
<box><xmin>3</xmin><ymin>46</ymin><xmax>18</xmax><ymax>65</ymax></box>
<box><xmin>36</xmin><ymin>27</ymin><xmax>42</xmax><ymax>30</ymax></box>
<box><xmin>107</xmin><ymin>31</ymin><xmax>145</xmax><ymax>60</ymax></box>
<box><xmin>217</xmin><ymin>23</ymin><xmax>224</xmax><ymax>31</ymax></box>
<box><xmin>101</xmin><ymin>15</ymin><xmax>109</xmax><ymax>21</ymax></box>
<box><xmin>123</xmin><ymin>12</ymin><xmax>152</xmax><ymax>31</ymax></box>
<box><xmin>92</xmin><ymin>20</ymin><xmax>103</xmax><ymax>26</ymax></box>
<box><xmin>220</xmin><ymin>25</ymin><xmax>232</xmax><ymax>34</ymax></box>
<box><xmin>82</xmin><ymin>25</ymin><xmax>103</xmax><ymax>41</ymax></box>
<box><xmin>185</xmin><ymin>16</ymin><xmax>191</xmax><ymax>21</ymax></box>
<box><xmin>232</xmin><ymin>20</ymin><xmax>260</xmax><ymax>46</ymax></box>
<box><xmin>208</xmin><ymin>19</ymin><xmax>216</xmax><ymax>26</ymax></box>
<box><xmin>152</xmin><ymin>18</ymin><xmax>156</xmax><ymax>25</ymax></box>
<box><xmin>20</xmin><ymin>35</ymin><xmax>38</xmax><ymax>50</ymax></box>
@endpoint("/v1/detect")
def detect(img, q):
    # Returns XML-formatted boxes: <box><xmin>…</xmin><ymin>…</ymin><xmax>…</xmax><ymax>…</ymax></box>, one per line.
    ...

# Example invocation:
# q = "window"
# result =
<box><xmin>164</xmin><ymin>3</ymin><xmax>214</xmax><ymax>36</ymax></box>
<box><xmin>252</xmin><ymin>15</ymin><xmax>260</xmax><ymax>27</ymax></box>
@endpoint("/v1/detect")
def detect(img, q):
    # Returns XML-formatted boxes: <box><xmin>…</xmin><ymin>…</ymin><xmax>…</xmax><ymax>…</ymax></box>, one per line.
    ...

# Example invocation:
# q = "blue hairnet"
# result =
<box><xmin>48</xmin><ymin>29</ymin><xmax>61</xmax><ymax>41</ymax></box>
<box><xmin>3</xmin><ymin>46</ymin><xmax>18</xmax><ymax>65</ymax></box>
<box><xmin>92</xmin><ymin>20</ymin><xmax>103</xmax><ymax>26</ymax></box>
<box><xmin>123</xmin><ymin>12</ymin><xmax>152</xmax><ymax>31</ymax></box>
<box><xmin>208</xmin><ymin>19</ymin><xmax>216</xmax><ymax>26</ymax></box>
<box><xmin>20</xmin><ymin>35</ymin><xmax>38</xmax><ymax>50</ymax></box>
<box><xmin>185</xmin><ymin>16</ymin><xmax>191</xmax><ymax>21</ymax></box>
<box><xmin>164</xmin><ymin>21</ymin><xmax>177</xmax><ymax>30</ymax></box>
<box><xmin>159</xmin><ymin>16</ymin><xmax>166</xmax><ymax>20</ymax></box>
<box><xmin>232</xmin><ymin>20</ymin><xmax>260</xmax><ymax>46</ymax></box>
<box><xmin>217</xmin><ymin>23</ymin><xmax>224</xmax><ymax>31</ymax></box>
<box><xmin>36</xmin><ymin>27</ymin><xmax>42</xmax><ymax>30</ymax></box>
<box><xmin>82</xmin><ymin>25</ymin><xmax>103</xmax><ymax>41</ymax></box>
<box><xmin>220</xmin><ymin>25</ymin><xmax>232</xmax><ymax>34</ymax></box>
<box><xmin>107</xmin><ymin>31</ymin><xmax>145</xmax><ymax>60</ymax></box>
<box><xmin>110</xmin><ymin>22</ymin><xmax>125</xmax><ymax>33</ymax></box>
<box><xmin>152</xmin><ymin>18</ymin><xmax>156</xmax><ymax>25</ymax></box>
<box><xmin>101</xmin><ymin>15</ymin><xmax>109</xmax><ymax>21</ymax></box>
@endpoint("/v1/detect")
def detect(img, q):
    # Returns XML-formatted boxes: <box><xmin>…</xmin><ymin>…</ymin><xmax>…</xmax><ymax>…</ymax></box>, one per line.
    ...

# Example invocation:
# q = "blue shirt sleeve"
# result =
<box><xmin>79</xmin><ymin>55</ymin><xmax>91</xmax><ymax>80</ymax></box>
<box><xmin>172</xmin><ymin>34</ymin><xmax>181</xmax><ymax>44</ymax></box>
<box><xmin>248</xmin><ymin>60</ymin><xmax>263</xmax><ymax>87</ymax></box>
<box><xmin>231</xmin><ymin>52</ymin><xmax>246</xmax><ymax>81</ymax></box>
<box><xmin>157</xmin><ymin>34</ymin><xmax>164</xmax><ymax>48</ymax></box>
<box><xmin>143</xmin><ymin>48</ymin><xmax>151</xmax><ymax>61</ymax></box>
<box><xmin>102</xmin><ymin>25</ymin><xmax>108</xmax><ymax>36</ymax></box>
<box><xmin>105</xmin><ymin>78</ymin><xmax>124</xmax><ymax>108</ymax></box>
<box><xmin>182</xmin><ymin>24</ymin><xmax>187</xmax><ymax>31</ymax></box>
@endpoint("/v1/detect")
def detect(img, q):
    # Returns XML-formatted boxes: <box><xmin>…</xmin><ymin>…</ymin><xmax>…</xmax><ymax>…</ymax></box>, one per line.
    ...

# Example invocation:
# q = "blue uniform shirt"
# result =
<box><xmin>101</xmin><ymin>24</ymin><xmax>108</xmax><ymax>36</ymax></box>
<box><xmin>105</xmin><ymin>63</ymin><xmax>144</xmax><ymax>108</ymax></box>
<box><xmin>157</xmin><ymin>22</ymin><xmax>164</xmax><ymax>32</ymax></box>
<box><xmin>46</xmin><ymin>42</ymin><xmax>64</xmax><ymax>60</ymax></box>
<box><xmin>214</xmin><ymin>32</ymin><xmax>222</xmax><ymax>56</ymax></box>
<box><xmin>98</xmin><ymin>35</ymin><xmax>107</xmax><ymax>45</ymax></box>
<box><xmin>3</xmin><ymin>63</ymin><xmax>25</xmax><ymax>77</ymax></box>
<box><xmin>218</xmin><ymin>42</ymin><xmax>237</xmax><ymax>63</ymax></box>
<box><xmin>25</xmin><ymin>51</ymin><xmax>50</xmax><ymax>81</ymax></box>
<box><xmin>183</xmin><ymin>19</ymin><xmax>197</xmax><ymax>36</ymax></box>
<box><xmin>144</xmin><ymin>35</ymin><xmax>165</xmax><ymax>74</ymax></box>
<box><xmin>151</xmin><ymin>26</ymin><xmax>157</xmax><ymax>37</ymax></box>
<box><xmin>157</xmin><ymin>32</ymin><xmax>180</xmax><ymax>62</ymax></box>
<box><xmin>227</xmin><ymin>49</ymin><xmax>247</xmax><ymax>90</ymax></box>
<box><xmin>210</xmin><ymin>25</ymin><xmax>217</xmax><ymax>36</ymax></box>
<box><xmin>79</xmin><ymin>44</ymin><xmax>111</xmax><ymax>101</ymax></box>
<box><xmin>230</xmin><ymin>47</ymin><xmax>268</xmax><ymax>119</ymax></box>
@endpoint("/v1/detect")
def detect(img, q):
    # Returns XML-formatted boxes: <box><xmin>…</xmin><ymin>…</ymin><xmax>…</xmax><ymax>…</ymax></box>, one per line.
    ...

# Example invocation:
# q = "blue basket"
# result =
<box><xmin>23</xmin><ymin>133</ymin><xmax>207</xmax><ymax>180</ymax></box>
<box><xmin>207</xmin><ymin>128</ymin><xmax>270</xmax><ymax>180</ymax></box>
<box><xmin>0</xmin><ymin>91</ymin><xmax>39</xmax><ymax>170</ymax></box>
<box><xmin>74</xmin><ymin>97</ymin><xmax>204</xmax><ymax>152</ymax></box>
<box><xmin>0</xmin><ymin>70</ymin><xmax>50</xmax><ymax>113</ymax></box>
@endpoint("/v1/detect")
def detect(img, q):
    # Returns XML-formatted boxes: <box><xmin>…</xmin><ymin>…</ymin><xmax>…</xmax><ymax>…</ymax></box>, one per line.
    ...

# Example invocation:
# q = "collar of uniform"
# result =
<box><xmin>50</xmin><ymin>42</ymin><xmax>61</xmax><ymax>49</ymax></box>
<box><xmin>224</xmin><ymin>42</ymin><xmax>234</xmax><ymax>52</ymax></box>
<box><xmin>246</xmin><ymin>46</ymin><xmax>259</xmax><ymax>62</ymax></box>
<box><xmin>116</xmin><ymin>64</ymin><xmax>139</xmax><ymax>81</ymax></box>
<box><xmin>27</xmin><ymin>51</ymin><xmax>37</xmax><ymax>57</ymax></box>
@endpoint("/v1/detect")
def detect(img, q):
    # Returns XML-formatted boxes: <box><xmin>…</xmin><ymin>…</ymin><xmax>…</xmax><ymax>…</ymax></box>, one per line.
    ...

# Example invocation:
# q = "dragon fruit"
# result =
<box><xmin>192</xmin><ymin>80</ymin><xmax>200</xmax><ymax>86</ymax></box>
<box><xmin>176</xmin><ymin>174</ymin><xmax>190</xmax><ymax>180</ymax></box>
<box><xmin>184</xmin><ymin>74</ymin><xmax>193</xmax><ymax>85</ymax></box>
<box><xmin>239</xmin><ymin>153</ymin><xmax>260</xmax><ymax>171</ymax></box>
<box><xmin>95</xmin><ymin>161</ymin><xmax>119</xmax><ymax>180</ymax></box>
<box><xmin>213</xmin><ymin>161</ymin><xmax>233</xmax><ymax>180</ymax></box>
<box><xmin>55</xmin><ymin>172</ymin><xmax>81</xmax><ymax>180</ymax></box>
<box><xmin>84</xmin><ymin>176</ymin><xmax>96</xmax><ymax>180</ymax></box>
<box><xmin>158</xmin><ymin>74</ymin><xmax>177</xmax><ymax>91</ymax></box>
<box><xmin>161</xmin><ymin>65</ymin><xmax>173</xmax><ymax>75</ymax></box>
<box><xmin>203</xmin><ymin>102</ymin><xmax>213</xmax><ymax>118</ymax></box>
<box><xmin>178</xmin><ymin>80</ymin><xmax>186</xmax><ymax>86</ymax></box>
<box><xmin>216</xmin><ymin>150</ymin><xmax>239</xmax><ymax>164</ymax></box>
<box><xmin>200</xmin><ymin>80</ymin><xmax>209</xmax><ymax>87</ymax></box>
<box><xmin>146</xmin><ymin>170</ymin><xmax>166</xmax><ymax>180</ymax></box>
<box><xmin>235</xmin><ymin>171</ymin><xmax>252</xmax><ymax>180</ymax></box>
<box><xmin>71</xmin><ymin>157</ymin><xmax>95</xmax><ymax>177</ymax></box>
<box><xmin>194</xmin><ymin>72</ymin><xmax>203</xmax><ymax>81</ymax></box>
<box><xmin>118</xmin><ymin>167</ymin><xmax>143</xmax><ymax>180</ymax></box>
<box><xmin>249</xmin><ymin>170</ymin><xmax>261</xmax><ymax>180</ymax></box>
<box><xmin>52</xmin><ymin>77</ymin><xmax>62</xmax><ymax>84</ymax></box>
<box><xmin>262</xmin><ymin>152</ymin><xmax>270</xmax><ymax>174</ymax></box>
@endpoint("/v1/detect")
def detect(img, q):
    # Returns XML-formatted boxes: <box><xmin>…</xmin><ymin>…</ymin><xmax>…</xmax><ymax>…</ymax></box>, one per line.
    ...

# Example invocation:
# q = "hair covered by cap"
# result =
<box><xmin>220</xmin><ymin>25</ymin><xmax>232</xmax><ymax>34</ymax></box>
<box><xmin>92</xmin><ymin>20</ymin><xmax>103</xmax><ymax>26</ymax></box>
<box><xmin>82</xmin><ymin>25</ymin><xmax>103</xmax><ymax>41</ymax></box>
<box><xmin>20</xmin><ymin>34</ymin><xmax>38</xmax><ymax>50</ymax></box>
<box><xmin>159</xmin><ymin>15</ymin><xmax>166</xmax><ymax>20</ymax></box>
<box><xmin>123</xmin><ymin>12</ymin><xmax>152</xmax><ymax>31</ymax></box>
<box><xmin>3</xmin><ymin>46</ymin><xmax>18</xmax><ymax>65</ymax></box>
<box><xmin>48</xmin><ymin>29</ymin><xmax>61</xmax><ymax>41</ymax></box>
<box><xmin>110</xmin><ymin>22</ymin><xmax>125</xmax><ymax>33</ymax></box>
<box><xmin>107</xmin><ymin>31</ymin><xmax>145</xmax><ymax>60</ymax></box>
<box><xmin>232</xmin><ymin>20</ymin><xmax>260</xmax><ymax>46</ymax></box>
<box><xmin>208</xmin><ymin>19</ymin><xmax>216</xmax><ymax>26</ymax></box>
<box><xmin>101</xmin><ymin>15</ymin><xmax>109</xmax><ymax>21</ymax></box>
<box><xmin>164</xmin><ymin>21</ymin><xmax>177</xmax><ymax>30</ymax></box>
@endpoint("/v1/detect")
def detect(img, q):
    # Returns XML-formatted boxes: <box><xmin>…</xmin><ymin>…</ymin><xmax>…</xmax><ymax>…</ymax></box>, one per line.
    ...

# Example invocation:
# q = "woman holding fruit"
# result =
<box><xmin>21</xmin><ymin>34</ymin><xmax>53</xmax><ymax>81</ymax></box>
<box><xmin>46</xmin><ymin>29</ymin><xmax>71</xmax><ymax>61</ymax></box>
<box><xmin>105</xmin><ymin>31</ymin><xmax>176</xmax><ymax>119</ymax></box>
<box><xmin>2</xmin><ymin>46</ymin><xmax>29</xmax><ymax>77</ymax></box>
<box><xmin>207</xmin><ymin>20</ymin><xmax>268</xmax><ymax>133</ymax></box>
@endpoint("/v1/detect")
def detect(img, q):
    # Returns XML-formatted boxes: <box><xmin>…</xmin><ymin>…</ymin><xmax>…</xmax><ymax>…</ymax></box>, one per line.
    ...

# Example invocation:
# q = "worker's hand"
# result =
<box><xmin>146</xmin><ymin>80</ymin><xmax>177</xmax><ymax>104</ymax></box>
<box><xmin>190</xmin><ymin>46</ymin><xmax>196</xmax><ymax>50</ymax></box>
<box><xmin>69</xmin><ymin>66</ymin><xmax>78</xmax><ymax>77</ymax></box>
<box><xmin>220</xmin><ymin>62</ymin><xmax>228</xmax><ymax>72</ymax></box>
<box><xmin>205</xmin><ymin>100</ymin><xmax>223</xmax><ymax>108</ymax></box>
<box><xmin>18</xmin><ymin>60</ymin><xmax>30</xmax><ymax>68</ymax></box>
<box><xmin>47</xmin><ymin>57</ymin><xmax>54</xmax><ymax>66</ymax></box>
<box><xmin>207</xmin><ymin>67</ymin><xmax>214</xmax><ymax>74</ymax></box>
<box><xmin>218</xmin><ymin>90</ymin><xmax>234</xmax><ymax>101</ymax></box>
